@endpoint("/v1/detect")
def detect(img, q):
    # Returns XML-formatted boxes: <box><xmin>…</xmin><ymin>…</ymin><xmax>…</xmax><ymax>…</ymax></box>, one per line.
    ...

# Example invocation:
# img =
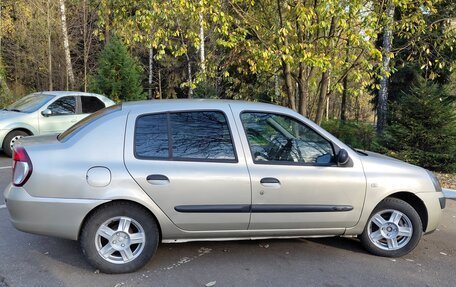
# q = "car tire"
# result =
<box><xmin>80</xmin><ymin>202</ymin><xmax>159</xmax><ymax>274</ymax></box>
<box><xmin>2</xmin><ymin>130</ymin><xmax>28</xmax><ymax>157</ymax></box>
<box><xmin>360</xmin><ymin>197</ymin><xmax>422</xmax><ymax>257</ymax></box>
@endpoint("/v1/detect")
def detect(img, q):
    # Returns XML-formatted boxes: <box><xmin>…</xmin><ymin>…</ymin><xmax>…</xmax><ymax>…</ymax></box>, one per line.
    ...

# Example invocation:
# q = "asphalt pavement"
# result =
<box><xmin>0</xmin><ymin>153</ymin><xmax>455</xmax><ymax>287</ymax></box>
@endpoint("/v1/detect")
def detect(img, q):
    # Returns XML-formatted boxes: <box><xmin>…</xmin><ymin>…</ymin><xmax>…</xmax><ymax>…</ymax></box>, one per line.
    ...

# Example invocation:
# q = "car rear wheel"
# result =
<box><xmin>360</xmin><ymin>197</ymin><xmax>422</xmax><ymax>257</ymax></box>
<box><xmin>3</xmin><ymin>130</ymin><xmax>28</xmax><ymax>157</ymax></box>
<box><xmin>80</xmin><ymin>202</ymin><xmax>159</xmax><ymax>273</ymax></box>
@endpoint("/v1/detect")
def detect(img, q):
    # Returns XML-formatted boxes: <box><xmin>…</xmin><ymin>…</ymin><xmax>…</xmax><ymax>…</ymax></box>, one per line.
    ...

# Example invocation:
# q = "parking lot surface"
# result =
<box><xmin>0</xmin><ymin>153</ymin><xmax>455</xmax><ymax>287</ymax></box>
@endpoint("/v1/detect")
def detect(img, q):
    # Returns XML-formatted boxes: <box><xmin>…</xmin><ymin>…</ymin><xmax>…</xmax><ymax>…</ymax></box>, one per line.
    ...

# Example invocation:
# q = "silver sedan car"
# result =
<box><xmin>3</xmin><ymin>100</ymin><xmax>448</xmax><ymax>274</ymax></box>
<box><xmin>0</xmin><ymin>91</ymin><xmax>115</xmax><ymax>157</ymax></box>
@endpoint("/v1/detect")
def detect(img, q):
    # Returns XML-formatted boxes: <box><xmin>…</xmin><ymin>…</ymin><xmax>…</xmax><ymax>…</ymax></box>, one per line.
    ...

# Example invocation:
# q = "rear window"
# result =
<box><xmin>58</xmin><ymin>104</ymin><xmax>121</xmax><ymax>142</ymax></box>
<box><xmin>135</xmin><ymin>111</ymin><xmax>237</xmax><ymax>162</ymax></box>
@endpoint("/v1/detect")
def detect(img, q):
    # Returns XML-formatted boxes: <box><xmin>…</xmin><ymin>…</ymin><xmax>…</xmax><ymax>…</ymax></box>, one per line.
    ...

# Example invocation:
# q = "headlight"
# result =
<box><xmin>426</xmin><ymin>170</ymin><xmax>442</xmax><ymax>192</ymax></box>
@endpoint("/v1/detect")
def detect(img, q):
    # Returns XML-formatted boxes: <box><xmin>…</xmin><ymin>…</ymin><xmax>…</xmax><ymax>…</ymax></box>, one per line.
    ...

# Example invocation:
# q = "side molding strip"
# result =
<box><xmin>251</xmin><ymin>204</ymin><xmax>353</xmax><ymax>213</ymax></box>
<box><xmin>175</xmin><ymin>204</ymin><xmax>353</xmax><ymax>213</ymax></box>
<box><xmin>174</xmin><ymin>204</ymin><xmax>251</xmax><ymax>213</ymax></box>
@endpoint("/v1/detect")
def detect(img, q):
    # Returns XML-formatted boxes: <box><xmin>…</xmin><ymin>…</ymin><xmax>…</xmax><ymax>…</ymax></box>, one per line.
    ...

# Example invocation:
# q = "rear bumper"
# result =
<box><xmin>3</xmin><ymin>183</ymin><xmax>108</xmax><ymax>240</ymax></box>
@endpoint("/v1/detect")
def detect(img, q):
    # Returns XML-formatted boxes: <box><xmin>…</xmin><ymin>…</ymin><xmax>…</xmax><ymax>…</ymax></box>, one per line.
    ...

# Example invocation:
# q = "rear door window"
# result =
<box><xmin>135</xmin><ymin>111</ymin><xmax>237</xmax><ymax>162</ymax></box>
<box><xmin>80</xmin><ymin>96</ymin><xmax>106</xmax><ymax>113</ymax></box>
<box><xmin>135</xmin><ymin>114</ymin><xmax>169</xmax><ymax>159</ymax></box>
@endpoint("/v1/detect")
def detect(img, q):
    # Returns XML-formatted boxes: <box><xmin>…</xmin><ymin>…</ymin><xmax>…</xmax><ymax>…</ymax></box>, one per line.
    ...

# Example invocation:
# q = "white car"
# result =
<box><xmin>0</xmin><ymin>91</ymin><xmax>115</xmax><ymax>156</ymax></box>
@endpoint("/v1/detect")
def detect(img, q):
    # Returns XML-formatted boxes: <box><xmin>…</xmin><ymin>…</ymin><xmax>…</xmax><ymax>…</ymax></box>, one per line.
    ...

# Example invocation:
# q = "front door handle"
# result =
<box><xmin>146</xmin><ymin>174</ymin><xmax>170</xmax><ymax>185</ymax></box>
<box><xmin>260</xmin><ymin>177</ymin><xmax>281</xmax><ymax>188</ymax></box>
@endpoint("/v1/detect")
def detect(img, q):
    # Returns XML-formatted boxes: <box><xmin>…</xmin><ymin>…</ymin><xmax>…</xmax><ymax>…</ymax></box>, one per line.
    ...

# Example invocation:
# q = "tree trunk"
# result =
<box><xmin>277</xmin><ymin>0</ymin><xmax>296</xmax><ymax>111</ymax></box>
<box><xmin>149</xmin><ymin>47</ymin><xmax>153</xmax><ymax>99</ymax></box>
<box><xmin>0</xmin><ymin>3</ymin><xmax>2</xmax><ymax>56</ymax></box>
<box><xmin>199</xmin><ymin>0</ymin><xmax>206</xmax><ymax>76</ymax></box>
<box><xmin>297</xmin><ymin>65</ymin><xmax>314</xmax><ymax>116</ymax></box>
<box><xmin>315</xmin><ymin>69</ymin><xmax>331</xmax><ymax>125</ymax></box>
<box><xmin>47</xmin><ymin>0</ymin><xmax>53</xmax><ymax>91</ymax></box>
<box><xmin>274</xmin><ymin>74</ymin><xmax>280</xmax><ymax>102</ymax></box>
<box><xmin>340</xmin><ymin>36</ymin><xmax>351</xmax><ymax>122</ymax></box>
<box><xmin>186</xmin><ymin>54</ymin><xmax>193</xmax><ymax>98</ymax></box>
<box><xmin>315</xmin><ymin>16</ymin><xmax>337</xmax><ymax>124</ymax></box>
<box><xmin>158</xmin><ymin>68</ymin><xmax>162</xmax><ymax>99</ymax></box>
<box><xmin>82</xmin><ymin>0</ymin><xmax>87</xmax><ymax>92</ymax></box>
<box><xmin>282</xmin><ymin>61</ymin><xmax>296</xmax><ymax>111</ymax></box>
<box><xmin>377</xmin><ymin>2</ymin><xmax>395</xmax><ymax>134</ymax></box>
<box><xmin>297</xmin><ymin>75</ymin><xmax>308</xmax><ymax>116</ymax></box>
<box><xmin>341</xmin><ymin>74</ymin><xmax>348</xmax><ymax>121</ymax></box>
<box><xmin>296</xmin><ymin>7</ymin><xmax>308</xmax><ymax>116</ymax></box>
<box><xmin>58</xmin><ymin>0</ymin><xmax>75</xmax><ymax>89</ymax></box>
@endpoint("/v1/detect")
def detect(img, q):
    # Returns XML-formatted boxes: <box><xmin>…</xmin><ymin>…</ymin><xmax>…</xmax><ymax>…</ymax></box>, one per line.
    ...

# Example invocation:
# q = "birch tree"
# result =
<box><xmin>377</xmin><ymin>1</ymin><xmax>394</xmax><ymax>134</ymax></box>
<box><xmin>58</xmin><ymin>0</ymin><xmax>75</xmax><ymax>89</ymax></box>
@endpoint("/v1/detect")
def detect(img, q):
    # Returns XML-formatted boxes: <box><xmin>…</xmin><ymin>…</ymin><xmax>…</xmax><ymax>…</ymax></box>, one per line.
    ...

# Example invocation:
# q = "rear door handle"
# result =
<box><xmin>260</xmin><ymin>177</ymin><xmax>281</xmax><ymax>188</ymax></box>
<box><xmin>146</xmin><ymin>174</ymin><xmax>170</xmax><ymax>185</ymax></box>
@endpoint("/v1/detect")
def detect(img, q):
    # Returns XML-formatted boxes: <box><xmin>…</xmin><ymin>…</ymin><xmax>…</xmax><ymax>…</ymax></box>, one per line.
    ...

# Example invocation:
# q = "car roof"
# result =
<box><xmin>34</xmin><ymin>91</ymin><xmax>105</xmax><ymax>97</ymax></box>
<box><xmin>121</xmin><ymin>99</ymin><xmax>289</xmax><ymax>112</ymax></box>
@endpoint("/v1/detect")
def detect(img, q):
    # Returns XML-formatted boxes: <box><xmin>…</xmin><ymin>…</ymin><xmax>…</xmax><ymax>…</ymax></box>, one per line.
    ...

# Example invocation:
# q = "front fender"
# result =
<box><xmin>4</xmin><ymin>122</ymin><xmax>38</xmax><ymax>135</ymax></box>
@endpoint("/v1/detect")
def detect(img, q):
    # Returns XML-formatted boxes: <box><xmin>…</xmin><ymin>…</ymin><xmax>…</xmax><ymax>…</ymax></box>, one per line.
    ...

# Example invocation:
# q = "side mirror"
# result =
<box><xmin>337</xmin><ymin>149</ymin><xmax>350</xmax><ymax>166</ymax></box>
<box><xmin>41</xmin><ymin>109</ymin><xmax>52</xmax><ymax>117</ymax></box>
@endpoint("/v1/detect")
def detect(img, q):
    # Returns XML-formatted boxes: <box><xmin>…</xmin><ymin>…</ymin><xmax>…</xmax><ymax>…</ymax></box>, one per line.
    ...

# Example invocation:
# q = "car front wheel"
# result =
<box><xmin>3</xmin><ymin>130</ymin><xmax>28</xmax><ymax>157</ymax></box>
<box><xmin>360</xmin><ymin>197</ymin><xmax>423</xmax><ymax>257</ymax></box>
<box><xmin>80</xmin><ymin>202</ymin><xmax>159</xmax><ymax>273</ymax></box>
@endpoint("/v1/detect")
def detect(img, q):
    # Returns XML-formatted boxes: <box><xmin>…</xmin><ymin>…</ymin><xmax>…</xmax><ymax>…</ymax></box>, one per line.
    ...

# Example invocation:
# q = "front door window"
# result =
<box><xmin>240</xmin><ymin>112</ymin><xmax>334</xmax><ymax>165</ymax></box>
<box><xmin>47</xmin><ymin>96</ymin><xmax>76</xmax><ymax>115</ymax></box>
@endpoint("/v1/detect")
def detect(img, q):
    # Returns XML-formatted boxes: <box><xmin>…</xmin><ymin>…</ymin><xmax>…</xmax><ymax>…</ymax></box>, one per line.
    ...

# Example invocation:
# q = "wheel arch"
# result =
<box><xmin>3</xmin><ymin>127</ymin><xmax>34</xmax><ymax>144</ymax></box>
<box><xmin>78</xmin><ymin>199</ymin><xmax>163</xmax><ymax>242</ymax></box>
<box><xmin>10</xmin><ymin>127</ymin><xmax>34</xmax><ymax>136</ymax></box>
<box><xmin>385</xmin><ymin>192</ymin><xmax>428</xmax><ymax>232</ymax></box>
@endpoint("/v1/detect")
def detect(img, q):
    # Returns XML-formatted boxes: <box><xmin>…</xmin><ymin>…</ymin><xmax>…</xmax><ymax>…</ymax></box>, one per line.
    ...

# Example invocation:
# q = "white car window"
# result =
<box><xmin>48</xmin><ymin>96</ymin><xmax>76</xmax><ymax>115</ymax></box>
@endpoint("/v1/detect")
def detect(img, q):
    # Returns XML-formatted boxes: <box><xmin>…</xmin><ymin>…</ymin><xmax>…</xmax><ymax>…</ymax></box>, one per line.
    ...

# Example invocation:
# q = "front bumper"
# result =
<box><xmin>4</xmin><ymin>183</ymin><xmax>108</xmax><ymax>240</ymax></box>
<box><xmin>416</xmin><ymin>191</ymin><xmax>446</xmax><ymax>233</ymax></box>
<box><xmin>443</xmin><ymin>188</ymin><xmax>456</xmax><ymax>199</ymax></box>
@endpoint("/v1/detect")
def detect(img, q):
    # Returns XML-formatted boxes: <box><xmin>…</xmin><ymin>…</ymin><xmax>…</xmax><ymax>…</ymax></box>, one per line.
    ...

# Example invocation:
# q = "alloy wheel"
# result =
<box><xmin>367</xmin><ymin>209</ymin><xmax>413</xmax><ymax>251</ymax></box>
<box><xmin>95</xmin><ymin>216</ymin><xmax>146</xmax><ymax>264</ymax></box>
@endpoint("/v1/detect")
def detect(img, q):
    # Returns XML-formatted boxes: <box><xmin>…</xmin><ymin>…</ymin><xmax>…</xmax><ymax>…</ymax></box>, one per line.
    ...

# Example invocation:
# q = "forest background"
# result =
<box><xmin>0</xmin><ymin>0</ymin><xmax>455</xmax><ymax>175</ymax></box>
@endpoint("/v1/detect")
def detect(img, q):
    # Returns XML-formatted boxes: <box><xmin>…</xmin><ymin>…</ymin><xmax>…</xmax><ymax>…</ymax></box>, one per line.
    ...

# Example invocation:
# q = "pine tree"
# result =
<box><xmin>383</xmin><ymin>78</ymin><xmax>456</xmax><ymax>172</ymax></box>
<box><xmin>90</xmin><ymin>36</ymin><xmax>146</xmax><ymax>102</ymax></box>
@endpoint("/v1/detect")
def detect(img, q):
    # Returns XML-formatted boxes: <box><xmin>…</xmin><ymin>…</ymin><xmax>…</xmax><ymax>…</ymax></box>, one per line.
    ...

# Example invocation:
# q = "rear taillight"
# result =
<box><xmin>12</xmin><ymin>146</ymin><xmax>33</xmax><ymax>187</ymax></box>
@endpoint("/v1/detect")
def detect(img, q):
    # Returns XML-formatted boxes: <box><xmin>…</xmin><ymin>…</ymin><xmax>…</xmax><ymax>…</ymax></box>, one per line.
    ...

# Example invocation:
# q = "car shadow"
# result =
<box><xmin>305</xmin><ymin>236</ymin><xmax>369</xmax><ymax>255</ymax></box>
<box><xmin>34</xmin><ymin>236</ymin><xmax>368</xmax><ymax>273</ymax></box>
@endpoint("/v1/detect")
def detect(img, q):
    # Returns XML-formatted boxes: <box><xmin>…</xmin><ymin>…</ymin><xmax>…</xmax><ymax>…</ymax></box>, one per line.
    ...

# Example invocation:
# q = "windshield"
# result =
<box><xmin>6</xmin><ymin>94</ymin><xmax>54</xmax><ymax>113</ymax></box>
<box><xmin>58</xmin><ymin>104</ymin><xmax>122</xmax><ymax>142</ymax></box>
